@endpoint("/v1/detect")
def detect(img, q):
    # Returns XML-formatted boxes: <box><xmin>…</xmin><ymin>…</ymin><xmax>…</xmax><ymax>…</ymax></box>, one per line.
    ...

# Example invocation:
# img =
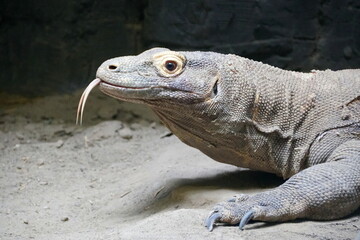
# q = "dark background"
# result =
<box><xmin>1</xmin><ymin>0</ymin><xmax>360</xmax><ymax>96</ymax></box>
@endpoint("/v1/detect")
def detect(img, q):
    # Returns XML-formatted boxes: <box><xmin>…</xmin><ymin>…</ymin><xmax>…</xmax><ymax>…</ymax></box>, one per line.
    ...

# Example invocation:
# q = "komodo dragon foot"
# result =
<box><xmin>205</xmin><ymin>140</ymin><xmax>360</xmax><ymax>231</ymax></box>
<box><xmin>205</xmin><ymin>192</ymin><xmax>285</xmax><ymax>231</ymax></box>
<box><xmin>205</xmin><ymin>189</ymin><xmax>307</xmax><ymax>231</ymax></box>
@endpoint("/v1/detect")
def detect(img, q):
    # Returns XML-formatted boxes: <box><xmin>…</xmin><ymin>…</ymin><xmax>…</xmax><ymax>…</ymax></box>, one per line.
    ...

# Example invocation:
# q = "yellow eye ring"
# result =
<box><xmin>153</xmin><ymin>51</ymin><xmax>185</xmax><ymax>77</ymax></box>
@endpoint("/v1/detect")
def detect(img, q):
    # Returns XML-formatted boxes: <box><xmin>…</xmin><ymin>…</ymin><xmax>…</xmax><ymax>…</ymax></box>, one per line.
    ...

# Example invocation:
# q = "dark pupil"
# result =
<box><xmin>165</xmin><ymin>61</ymin><xmax>177</xmax><ymax>71</ymax></box>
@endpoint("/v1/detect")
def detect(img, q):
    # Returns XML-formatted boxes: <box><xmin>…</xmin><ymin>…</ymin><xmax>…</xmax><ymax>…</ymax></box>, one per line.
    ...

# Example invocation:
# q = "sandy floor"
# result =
<box><xmin>0</xmin><ymin>89</ymin><xmax>359</xmax><ymax>240</ymax></box>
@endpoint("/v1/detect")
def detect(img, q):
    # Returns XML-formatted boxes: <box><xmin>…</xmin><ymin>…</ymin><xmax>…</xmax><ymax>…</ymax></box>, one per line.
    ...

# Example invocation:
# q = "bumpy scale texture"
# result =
<box><xmin>94</xmin><ymin>48</ymin><xmax>360</xmax><ymax>230</ymax></box>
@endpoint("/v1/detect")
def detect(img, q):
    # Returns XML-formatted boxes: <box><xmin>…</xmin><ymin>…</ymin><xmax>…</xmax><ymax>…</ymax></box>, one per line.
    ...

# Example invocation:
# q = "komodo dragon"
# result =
<box><xmin>77</xmin><ymin>48</ymin><xmax>360</xmax><ymax>231</ymax></box>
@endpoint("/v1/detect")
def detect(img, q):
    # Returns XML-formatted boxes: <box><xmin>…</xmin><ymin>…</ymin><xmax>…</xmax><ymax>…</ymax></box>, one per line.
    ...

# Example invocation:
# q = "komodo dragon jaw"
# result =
<box><xmin>78</xmin><ymin>48</ymin><xmax>360</xmax><ymax>232</ymax></box>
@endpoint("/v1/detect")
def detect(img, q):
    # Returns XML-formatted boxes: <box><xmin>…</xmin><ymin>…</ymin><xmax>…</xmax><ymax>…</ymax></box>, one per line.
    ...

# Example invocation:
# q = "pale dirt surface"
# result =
<box><xmin>0</xmin><ymin>89</ymin><xmax>359</xmax><ymax>240</ymax></box>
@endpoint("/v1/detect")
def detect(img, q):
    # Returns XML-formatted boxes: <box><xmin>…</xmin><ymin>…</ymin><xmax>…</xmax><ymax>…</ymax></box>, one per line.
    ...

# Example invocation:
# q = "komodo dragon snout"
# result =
<box><xmin>77</xmin><ymin>48</ymin><xmax>360</xmax><ymax>232</ymax></box>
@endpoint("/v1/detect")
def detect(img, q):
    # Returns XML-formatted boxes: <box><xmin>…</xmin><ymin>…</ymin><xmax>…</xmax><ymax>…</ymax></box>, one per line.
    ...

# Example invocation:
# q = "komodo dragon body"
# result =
<box><xmin>87</xmin><ymin>48</ymin><xmax>360</xmax><ymax>230</ymax></box>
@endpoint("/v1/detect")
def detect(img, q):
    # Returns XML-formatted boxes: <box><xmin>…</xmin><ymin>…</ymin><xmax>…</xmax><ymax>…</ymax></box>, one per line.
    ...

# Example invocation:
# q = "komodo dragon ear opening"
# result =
<box><xmin>152</xmin><ymin>51</ymin><xmax>186</xmax><ymax>77</ymax></box>
<box><xmin>211</xmin><ymin>80</ymin><xmax>218</xmax><ymax>99</ymax></box>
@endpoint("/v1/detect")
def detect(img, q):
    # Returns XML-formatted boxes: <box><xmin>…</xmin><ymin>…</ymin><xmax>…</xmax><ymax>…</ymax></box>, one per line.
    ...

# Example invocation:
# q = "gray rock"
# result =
<box><xmin>0</xmin><ymin>0</ymin><xmax>359</xmax><ymax>96</ymax></box>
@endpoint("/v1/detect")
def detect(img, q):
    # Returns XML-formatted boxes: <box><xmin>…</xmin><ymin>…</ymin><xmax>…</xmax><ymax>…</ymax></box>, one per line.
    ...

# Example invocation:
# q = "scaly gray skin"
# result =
<box><xmin>95</xmin><ymin>48</ymin><xmax>360</xmax><ymax>231</ymax></box>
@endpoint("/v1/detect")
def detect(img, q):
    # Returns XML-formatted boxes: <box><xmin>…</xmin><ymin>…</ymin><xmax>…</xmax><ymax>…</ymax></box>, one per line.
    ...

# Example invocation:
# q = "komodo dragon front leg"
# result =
<box><xmin>77</xmin><ymin>48</ymin><xmax>360</xmax><ymax>231</ymax></box>
<box><xmin>206</xmin><ymin>139</ymin><xmax>360</xmax><ymax>230</ymax></box>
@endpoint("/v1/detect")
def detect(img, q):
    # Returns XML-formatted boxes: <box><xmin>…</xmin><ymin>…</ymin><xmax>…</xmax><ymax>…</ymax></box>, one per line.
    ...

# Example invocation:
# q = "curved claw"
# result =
<box><xmin>205</xmin><ymin>212</ymin><xmax>221</xmax><ymax>232</ymax></box>
<box><xmin>239</xmin><ymin>209</ymin><xmax>255</xmax><ymax>230</ymax></box>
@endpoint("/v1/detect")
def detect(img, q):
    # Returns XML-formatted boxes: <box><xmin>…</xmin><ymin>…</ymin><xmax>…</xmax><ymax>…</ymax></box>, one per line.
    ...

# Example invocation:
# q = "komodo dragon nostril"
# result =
<box><xmin>108</xmin><ymin>64</ymin><xmax>119</xmax><ymax>71</ymax></box>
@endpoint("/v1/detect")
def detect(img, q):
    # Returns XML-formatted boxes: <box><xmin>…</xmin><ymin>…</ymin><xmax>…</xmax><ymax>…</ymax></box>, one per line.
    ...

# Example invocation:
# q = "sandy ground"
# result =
<box><xmin>0</xmin><ymin>89</ymin><xmax>359</xmax><ymax>240</ymax></box>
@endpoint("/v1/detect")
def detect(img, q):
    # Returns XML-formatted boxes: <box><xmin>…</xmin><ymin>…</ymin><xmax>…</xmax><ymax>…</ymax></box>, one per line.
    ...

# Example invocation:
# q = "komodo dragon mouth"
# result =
<box><xmin>76</xmin><ymin>78</ymin><xmax>158</xmax><ymax>125</ymax></box>
<box><xmin>76</xmin><ymin>78</ymin><xmax>141</xmax><ymax>125</ymax></box>
<box><xmin>76</xmin><ymin>77</ymin><xmax>202</xmax><ymax>125</ymax></box>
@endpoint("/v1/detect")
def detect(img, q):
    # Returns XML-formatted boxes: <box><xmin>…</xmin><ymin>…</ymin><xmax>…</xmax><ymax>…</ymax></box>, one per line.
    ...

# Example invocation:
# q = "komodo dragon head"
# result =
<box><xmin>94</xmin><ymin>47</ymin><xmax>242</xmax><ymax>149</ymax></box>
<box><xmin>96</xmin><ymin>47</ymin><xmax>255</xmax><ymax>146</ymax></box>
<box><xmin>96</xmin><ymin>47</ymin><xmax>224</xmax><ymax>108</ymax></box>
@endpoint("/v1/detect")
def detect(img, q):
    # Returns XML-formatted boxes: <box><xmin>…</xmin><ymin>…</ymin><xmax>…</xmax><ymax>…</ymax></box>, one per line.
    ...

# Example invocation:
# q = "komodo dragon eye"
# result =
<box><xmin>165</xmin><ymin>60</ymin><xmax>177</xmax><ymax>72</ymax></box>
<box><xmin>152</xmin><ymin>51</ymin><xmax>185</xmax><ymax>77</ymax></box>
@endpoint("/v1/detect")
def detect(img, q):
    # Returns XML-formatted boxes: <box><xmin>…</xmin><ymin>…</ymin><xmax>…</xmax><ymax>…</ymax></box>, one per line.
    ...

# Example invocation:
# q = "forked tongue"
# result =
<box><xmin>76</xmin><ymin>78</ymin><xmax>101</xmax><ymax>125</ymax></box>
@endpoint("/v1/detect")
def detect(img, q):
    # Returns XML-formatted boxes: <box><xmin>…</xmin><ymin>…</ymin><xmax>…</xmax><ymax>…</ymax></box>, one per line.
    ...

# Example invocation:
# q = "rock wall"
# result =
<box><xmin>1</xmin><ymin>0</ymin><xmax>359</xmax><ymax>96</ymax></box>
